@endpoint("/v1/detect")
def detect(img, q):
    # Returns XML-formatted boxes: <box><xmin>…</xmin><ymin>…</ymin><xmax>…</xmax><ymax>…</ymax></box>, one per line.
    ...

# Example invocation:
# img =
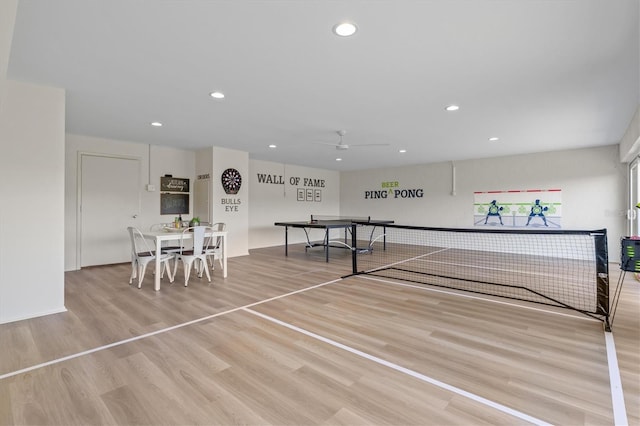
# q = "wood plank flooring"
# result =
<box><xmin>0</xmin><ymin>244</ymin><xmax>638</xmax><ymax>425</ymax></box>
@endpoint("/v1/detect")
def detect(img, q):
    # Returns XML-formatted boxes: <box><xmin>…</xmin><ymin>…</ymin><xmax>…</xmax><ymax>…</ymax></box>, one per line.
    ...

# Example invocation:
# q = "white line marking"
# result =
<box><xmin>5</xmin><ymin>273</ymin><xmax>621</xmax><ymax>424</ymax></box>
<box><xmin>356</xmin><ymin>275</ymin><xmax>600</xmax><ymax>322</ymax></box>
<box><xmin>605</xmin><ymin>332</ymin><xmax>628</xmax><ymax>426</ymax></box>
<box><xmin>352</xmin><ymin>275</ymin><xmax>627</xmax><ymax>422</ymax></box>
<box><xmin>244</xmin><ymin>308</ymin><xmax>551</xmax><ymax>426</ymax></box>
<box><xmin>0</xmin><ymin>278</ymin><xmax>342</xmax><ymax>381</ymax></box>
<box><xmin>363</xmin><ymin>247</ymin><xmax>449</xmax><ymax>273</ymax></box>
<box><xmin>361</xmin><ymin>252</ymin><xmax>598</xmax><ymax>310</ymax></box>
<box><xmin>413</xmin><ymin>257</ymin><xmax>579</xmax><ymax>278</ymax></box>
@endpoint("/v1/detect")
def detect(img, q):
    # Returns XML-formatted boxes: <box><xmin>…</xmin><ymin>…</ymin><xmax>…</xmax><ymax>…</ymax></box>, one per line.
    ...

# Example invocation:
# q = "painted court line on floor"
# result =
<box><xmin>355</xmin><ymin>274</ymin><xmax>627</xmax><ymax>425</ymax></box>
<box><xmin>605</xmin><ymin>331</ymin><xmax>629</xmax><ymax>426</ymax></box>
<box><xmin>0</xmin><ymin>278</ymin><xmax>342</xmax><ymax>381</ymax></box>
<box><xmin>0</xmin><ymin>273</ymin><xmax>626</xmax><ymax>425</ymax></box>
<box><xmin>361</xmin><ymin>248</ymin><xmax>448</xmax><ymax>274</ymax></box>
<box><xmin>244</xmin><ymin>307</ymin><xmax>551</xmax><ymax>426</ymax></box>
<box><xmin>356</xmin><ymin>274</ymin><xmax>600</xmax><ymax>322</ymax></box>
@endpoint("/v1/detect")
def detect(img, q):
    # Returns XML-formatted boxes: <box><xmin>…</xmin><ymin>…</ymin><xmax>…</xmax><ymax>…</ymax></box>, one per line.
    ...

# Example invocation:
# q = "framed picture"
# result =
<box><xmin>160</xmin><ymin>177</ymin><xmax>189</xmax><ymax>193</ymax></box>
<box><xmin>306</xmin><ymin>189</ymin><xmax>313</xmax><ymax>201</ymax></box>
<box><xmin>297</xmin><ymin>188</ymin><xmax>305</xmax><ymax>201</ymax></box>
<box><xmin>314</xmin><ymin>189</ymin><xmax>322</xmax><ymax>202</ymax></box>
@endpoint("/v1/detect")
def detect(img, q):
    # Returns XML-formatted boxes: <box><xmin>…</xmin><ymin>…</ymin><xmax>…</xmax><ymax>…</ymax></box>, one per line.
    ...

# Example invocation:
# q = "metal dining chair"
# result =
<box><xmin>202</xmin><ymin>222</ymin><xmax>225</xmax><ymax>272</ymax></box>
<box><xmin>172</xmin><ymin>226</ymin><xmax>212</xmax><ymax>286</ymax></box>
<box><xmin>127</xmin><ymin>226</ymin><xmax>175</xmax><ymax>288</ymax></box>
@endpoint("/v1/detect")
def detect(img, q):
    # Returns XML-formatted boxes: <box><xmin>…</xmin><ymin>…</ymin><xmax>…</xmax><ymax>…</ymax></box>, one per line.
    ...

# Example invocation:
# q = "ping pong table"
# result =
<box><xmin>274</xmin><ymin>215</ymin><xmax>394</xmax><ymax>262</ymax></box>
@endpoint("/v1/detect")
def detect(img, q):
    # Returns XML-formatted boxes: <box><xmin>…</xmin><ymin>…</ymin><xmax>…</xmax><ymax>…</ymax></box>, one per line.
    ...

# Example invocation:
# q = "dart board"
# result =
<box><xmin>221</xmin><ymin>168</ymin><xmax>242</xmax><ymax>194</ymax></box>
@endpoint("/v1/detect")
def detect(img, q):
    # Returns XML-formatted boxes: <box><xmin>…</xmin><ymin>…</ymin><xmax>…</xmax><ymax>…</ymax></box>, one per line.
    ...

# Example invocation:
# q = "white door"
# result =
<box><xmin>80</xmin><ymin>154</ymin><xmax>141</xmax><ymax>267</ymax></box>
<box><xmin>629</xmin><ymin>158</ymin><xmax>640</xmax><ymax>237</ymax></box>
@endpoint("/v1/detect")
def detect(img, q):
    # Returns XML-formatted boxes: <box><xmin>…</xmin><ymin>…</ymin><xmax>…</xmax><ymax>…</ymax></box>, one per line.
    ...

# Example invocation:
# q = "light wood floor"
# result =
<box><xmin>0</xmin><ymin>244</ymin><xmax>638</xmax><ymax>425</ymax></box>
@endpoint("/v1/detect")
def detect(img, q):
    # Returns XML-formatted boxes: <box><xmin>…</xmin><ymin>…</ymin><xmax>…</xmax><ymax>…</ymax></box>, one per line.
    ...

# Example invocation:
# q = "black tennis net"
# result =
<box><xmin>350</xmin><ymin>223</ymin><xmax>610</xmax><ymax>329</ymax></box>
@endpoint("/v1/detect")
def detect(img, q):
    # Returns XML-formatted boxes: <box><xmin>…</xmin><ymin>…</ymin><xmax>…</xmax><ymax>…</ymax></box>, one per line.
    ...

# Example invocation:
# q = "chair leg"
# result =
<box><xmin>129</xmin><ymin>260</ymin><xmax>137</xmax><ymax>284</ymax></box>
<box><xmin>163</xmin><ymin>260</ymin><xmax>175</xmax><ymax>283</ymax></box>
<box><xmin>203</xmin><ymin>259</ymin><xmax>211</xmax><ymax>282</ymax></box>
<box><xmin>159</xmin><ymin>257</ymin><xmax>173</xmax><ymax>279</ymax></box>
<box><xmin>170</xmin><ymin>257</ymin><xmax>177</xmax><ymax>277</ymax></box>
<box><xmin>136</xmin><ymin>266</ymin><xmax>142</xmax><ymax>289</ymax></box>
<box><xmin>183</xmin><ymin>260</ymin><xmax>192</xmax><ymax>287</ymax></box>
<box><xmin>173</xmin><ymin>257</ymin><xmax>180</xmax><ymax>280</ymax></box>
<box><xmin>138</xmin><ymin>263</ymin><xmax>148</xmax><ymax>289</ymax></box>
<box><xmin>196</xmin><ymin>259</ymin><xmax>204</xmax><ymax>278</ymax></box>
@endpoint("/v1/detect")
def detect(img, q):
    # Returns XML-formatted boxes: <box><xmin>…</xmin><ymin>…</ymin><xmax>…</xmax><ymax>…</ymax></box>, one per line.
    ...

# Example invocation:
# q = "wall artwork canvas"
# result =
<box><xmin>474</xmin><ymin>189</ymin><xmax>562</xmax><ymax>228</ymax></box>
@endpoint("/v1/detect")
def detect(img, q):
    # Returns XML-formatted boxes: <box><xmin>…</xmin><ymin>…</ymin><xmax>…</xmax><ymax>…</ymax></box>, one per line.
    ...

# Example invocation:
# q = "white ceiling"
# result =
<box><xmin>8</xmin><ymin>0</ymin><xmax>640</xmax><ymax>171</ymax></box>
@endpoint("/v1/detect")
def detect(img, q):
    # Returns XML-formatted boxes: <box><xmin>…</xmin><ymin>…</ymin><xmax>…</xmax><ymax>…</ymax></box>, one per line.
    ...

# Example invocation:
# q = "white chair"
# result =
<box><xmin>127</xmin><ymin>226</ymin><xmax>175</xmax><ymax>289</ymax></box>
<box><xmin>173</xmin><ymin>226</ymin><xmax>211</xmax><ymax>286</ymax></box>
<box><xmin>204</xmin><ymin>222</ymin><xmax>226</xmax><ymax>270</ymax></box>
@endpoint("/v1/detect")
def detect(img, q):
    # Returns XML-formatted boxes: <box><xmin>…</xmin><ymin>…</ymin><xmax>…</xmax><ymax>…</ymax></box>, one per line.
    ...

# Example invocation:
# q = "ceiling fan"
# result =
<box><xmin>313</xmin><ymin>130</ymin><xmax>390</xmax><ymax>150</ymax></box>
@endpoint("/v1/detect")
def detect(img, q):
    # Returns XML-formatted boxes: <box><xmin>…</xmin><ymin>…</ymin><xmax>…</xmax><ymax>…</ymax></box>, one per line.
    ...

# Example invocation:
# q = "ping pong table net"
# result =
<box><xmin>310</xmin><ymin>215</ymin><xmax>372</xmax><ymax>223</ymax></box>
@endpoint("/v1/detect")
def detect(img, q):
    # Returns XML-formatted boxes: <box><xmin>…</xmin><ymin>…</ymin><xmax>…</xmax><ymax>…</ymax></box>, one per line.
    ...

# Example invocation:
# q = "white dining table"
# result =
<box><xmin>141</xmin><ymin>228</ymin><xmax>228</xmax><ymax>291</ymax></box>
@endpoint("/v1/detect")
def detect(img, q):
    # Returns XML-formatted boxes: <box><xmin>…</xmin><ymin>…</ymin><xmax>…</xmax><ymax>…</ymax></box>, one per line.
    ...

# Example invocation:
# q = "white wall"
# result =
<box><xmin>65</xmin><ymin>140</ymin><xmax>341</xmax><ymax>262</ymax></box>
<box><xmin>340</xmin><ymin>146</ymin><xmax>626</xmax><ymax>260</ymax></box>
<box><xmin>60</xmin><ymin>134</ymin><xmax>630</xmax><ymax>272</ymax></box>
<box><xmin>0</xmin><ymin>80</ymin><xmax>66</xmax><ymax>323</ymax></box>
<box><xmin>211</xmin><ymin>147</ymin><xmax>249</xmax><ymax>257</ymax></box>
<box><xmin>619</xmin><ymin>105</ymin><xmax>640</xmax><ymax>162</ymax></box>
<box><xmin>195</xmin><ymin>147</ymin><xmax>213</xmax><ymax>223</ymax></box>
<box><xmin>249</xmin><ymin>159</ymin><xmax>340</xmax><ymax>248</ymax></box>
<box><xmin>65</xmin><ymin>134</ymin><xmax>196</xmax><ymax>271</ymax></box>
<box><xmin>0</xmin><ymin>0</ymin><xmax>17</xmax><ymax>114</ymax></box>
<box><xmin>0</xmin><ymin>3</ymin><xmax>66</xmax><ymax>324</ymax></box>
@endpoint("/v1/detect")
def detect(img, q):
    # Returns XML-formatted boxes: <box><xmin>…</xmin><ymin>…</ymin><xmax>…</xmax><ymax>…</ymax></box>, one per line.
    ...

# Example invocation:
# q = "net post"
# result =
<box><xmin>351</xmin><ymin>223</ymin><xmax>358</xmax><ymax>273</ymax></box>
<box><xmin>593</xmin><ymin>230</ymin><xmax>610</xmax><ymax>330</ymax></box>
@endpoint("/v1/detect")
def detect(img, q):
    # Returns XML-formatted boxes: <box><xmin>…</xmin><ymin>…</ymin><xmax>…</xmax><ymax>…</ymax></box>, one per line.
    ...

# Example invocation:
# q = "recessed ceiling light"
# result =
<box><xmin>445</xmin><ymin>105</ymin><xmax>459</xmax><ymax>111</ymax></box>
<box><xmin>488</xmin><ymin>137</ymin><xmax>500</xmax><ymax>141</ymax></box>
<box><xmin>210</xmin><ymin>91</ymin><xmax>225</xmax><ymax>99</ymax></box>
<box><xmin>399</xmin><ymin>149</ymin><xmax>407</xmax><ymax>153</ymax></box>
<box><xmin>150</xmin><ymin>121</ymin><xmax>163</xmax><ymax>127</ymax></box>
<box><xmin>336</xmin><ymin>158</ymin><xmax>342</xmax><ymax>162</ymax></box>
<box><xmin>268</xmin><ymin>144</ymin><xmax>277</xmax><ymax>149</ymax></box>
<box><xmin>333</xmin><ymin>22</ymin><xmax>357</xmax><ymax>37</ymax></box>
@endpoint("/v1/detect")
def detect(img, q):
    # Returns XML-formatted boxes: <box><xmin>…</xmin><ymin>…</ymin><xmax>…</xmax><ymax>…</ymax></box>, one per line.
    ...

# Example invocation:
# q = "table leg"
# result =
<box><xmin>325</xmin><ymin>228</ymin><xmax>329</xmax><ymax>262</ymax></box>
<box><xmin>154</xmin><ymin>237</ymin><xmax>162</xmax><ymax>291</ymax></box>
<box><xmin>383</xmin><ymin>225</ymin><xmax>387</xmax><ymax>250</ymax></box>
<box><xmin>284</xmin><ymin>226</ymin><xmax>289</xmax><ymax>256</ymax></box>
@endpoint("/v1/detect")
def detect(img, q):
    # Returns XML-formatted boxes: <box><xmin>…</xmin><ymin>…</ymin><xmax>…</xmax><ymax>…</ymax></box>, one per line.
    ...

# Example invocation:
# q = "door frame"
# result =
<box><xmin>76</xmin><ymin>151</ymin><xmax>142</xmax><ymax>270</ymax></box>
<box><xmin>194</xmin><ymin>177</ymin><xmax>211</xmax><ymax>224</ymax></box>
<box><xmin>629</xmin><ymin>157</ymin><xmax>639</xmax><ymax>237</ymax></box>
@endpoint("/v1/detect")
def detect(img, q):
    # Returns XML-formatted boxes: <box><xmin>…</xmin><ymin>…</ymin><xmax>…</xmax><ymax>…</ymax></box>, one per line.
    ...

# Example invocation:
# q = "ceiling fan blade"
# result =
<box><xmin>311</xmin><ymin>141</ymin><xmax>339</xmax><ymax>147</ymax></box>
<box><xmin>309</xmin><ymin>130</ymin><xmax>388</xmax><ymax>150</ymax></box>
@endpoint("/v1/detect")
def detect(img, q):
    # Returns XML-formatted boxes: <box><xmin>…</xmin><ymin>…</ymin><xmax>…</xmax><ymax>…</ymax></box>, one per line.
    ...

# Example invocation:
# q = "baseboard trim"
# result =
<box><xmin>0</xmin><ymin>306</ymin><xmax>68</xmax><ymax>325</ymax></box>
